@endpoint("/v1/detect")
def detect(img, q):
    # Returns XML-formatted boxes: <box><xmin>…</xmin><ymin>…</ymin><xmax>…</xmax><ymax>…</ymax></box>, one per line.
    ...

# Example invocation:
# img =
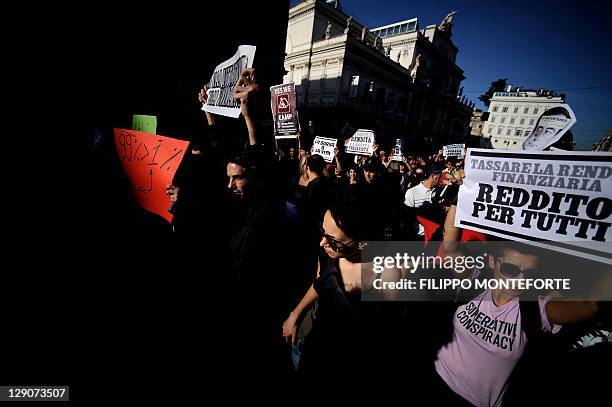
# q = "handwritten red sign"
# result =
<box><xmin>114</xmin><ymin>129</ymin><xmax>189</xmax><ymax>222</ymax></box>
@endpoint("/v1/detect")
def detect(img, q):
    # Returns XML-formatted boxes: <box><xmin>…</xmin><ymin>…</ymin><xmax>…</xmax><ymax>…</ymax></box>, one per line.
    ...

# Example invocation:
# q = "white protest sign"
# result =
<box><xmin>443</xmin><ymin>143</ymin><xmax>465</xmax><ymax>158</ymax></box>
<box><xmin>312</xmin><ymin>137</ymin><xmax>337</xmax><ymax>163</ymax></box>
<box><xmin>203</xmin><ymin>45</ymin><xmax>256</xmax><ymax>118</ymax></box>
<box><xmin>455</xmin><ymin>148</ymin><xmax>612</xmax><ymax>264</ymax></box>
<box><xmin>345</xmin><ymin>129</ymin><xmax>375</xmax><ymax>155</ymax></box>
<box><xmin>391</xmin><ymin>139</ymin><xmax>405</xmax><ymax>162</ymax></box>
<box><xmin>522</xmin><ymin>104</ymin><xmax>576</xmax><ymax>151</ymax></box>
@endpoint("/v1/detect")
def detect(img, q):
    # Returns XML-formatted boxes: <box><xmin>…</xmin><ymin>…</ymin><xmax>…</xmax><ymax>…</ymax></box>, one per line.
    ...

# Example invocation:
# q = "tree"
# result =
<box><xmin>479</xmin><ymin>78</ymin><xmax>508</xmax><ymax>107</ymax></box>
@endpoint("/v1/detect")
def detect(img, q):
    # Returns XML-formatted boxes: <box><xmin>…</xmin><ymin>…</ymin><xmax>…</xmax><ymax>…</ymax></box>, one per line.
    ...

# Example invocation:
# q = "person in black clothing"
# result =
<box><xmin>166</xmin><ymin>132</ymin><xmax>228</xmax><ymax>240</ymax></box>
<box><xmin>297</xmin><ymin>154</ymin><xmax>334</xmax><ymax>229</ymax></box>
<box><xmin>282</xmin><ymin>191</ymin><xmax>401</xmax><ymax>378</ymax></box>
<box><xmin>351</xmin><ymin>156</ymin><xmax>403</xmax><ymax>240</ymax></box>
<box><xmin>189</xmin><ymin>68</ymin><xmax>290</xmax><ymax>377</ymax></box>
<box><xmin>294</xmin><ymin>153</ymin><xmax>336</xmax><ymax>279</ymax></box>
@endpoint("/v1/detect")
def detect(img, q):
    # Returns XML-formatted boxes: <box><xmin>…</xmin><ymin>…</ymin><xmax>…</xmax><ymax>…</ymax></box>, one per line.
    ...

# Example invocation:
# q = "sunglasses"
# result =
<box><xmin>319</xmin><ymin>225</ymin><xmax>355</xmax><ymax>253</ymax></box>
<box><xmin>496</xmin><ymin>259</ymin><xmax>541</xmax><ymax>278</ymax></box>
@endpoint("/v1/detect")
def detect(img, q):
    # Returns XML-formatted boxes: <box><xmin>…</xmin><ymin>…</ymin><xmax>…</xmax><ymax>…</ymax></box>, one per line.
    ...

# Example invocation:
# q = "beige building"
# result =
<box><xmin>483</xmin><ymin>87</ymin><xmax>565</xmax><ymax>149</ymax></box>
<box><xmin>283</xmin><ymin>0</ymin><xmax>472</xmax><ymax>147</ymax></box>
<box><xmin>469</xmin><ymin>108</ymin><xmax>488</xmax><ymax>138</ymax></box>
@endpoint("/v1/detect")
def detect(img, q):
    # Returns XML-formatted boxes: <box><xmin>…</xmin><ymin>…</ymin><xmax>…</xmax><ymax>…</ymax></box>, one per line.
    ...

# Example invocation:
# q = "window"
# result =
<box><xmin>400</xmin><ymin>23</ymin><xmax>408</xmax><ymax>33</ymax></box>
<box><xmin>500</xmin><ymin>117</ymin><xmax>506</xmax><ymax>124</ymax></box>
<box><xmin>349</xmin><ymin>75</ymin><xmax>359</xmax><ymax>98</ymax></box>
<box><xmin>529</xmin><ymin>119</ymin><xmax>535</xmax><ymax>125</ymax></box>
<box><xmin>514</xmin><ymin>107</ymin><xmax>519</xmax><ymax>113</ymax></box>
<box><xmin>524</xmin><ymin>107</ymin><xmax>529</xmax><ymax>114</ymax></box>
<box><xmin>407</xmin><ymin>21</ymin><xmax>416</xmax><ymax>31</ymax></box>
<box><xmin>488</xmin><ymin>127</ymin><xmax>493</xmax><ymax>134</ymax></box>
<box><xmin>493</xmin><ymin>106</ymin><xmax>498</xmax><ymax>112</ymax></box>
<box><xmin>491</xmin><ymin>116</ymin><xmax>496</xmax><ymax>123</ymax></box>
<box><xmin>497</xmin><ymin>127</ymin><xmax>502</xmax><ymax>135</ymax></box>
<box><xmin>510</xmin><ymin>117</ymin><xmax>515</xmax><ymax>124</ymax></box>
<box><xmin>502</xmin><ymin>106</ymin><xmax>508</xmax><ymax>113</ymax></box>
<box><xmin>525</xmin><ymin>131</ymin><xmax>531</xmax><ymax>137</ymax></box>
<box><xmin>393</xmin><ymin>25</ymin><xmax>400</xmax><ymax>35</ymax></box>
<box><xmin>520</xmin><ymin>118</ymin><xmax>525</xmax><ymax>125</ymax></box>
<box><xmin>506</xmin><ymin>128</ymin><xmax>512</xmax><ymax>135</ymax></box>
<box><xmin>533</xmin><ymin>108</ymin><xmax>539</xmax><ymax>114</ymax></box>
<box><xmin>515</xmin><ymin>129</ymin><xmax>522</xmax><ymax>136</ymax></box>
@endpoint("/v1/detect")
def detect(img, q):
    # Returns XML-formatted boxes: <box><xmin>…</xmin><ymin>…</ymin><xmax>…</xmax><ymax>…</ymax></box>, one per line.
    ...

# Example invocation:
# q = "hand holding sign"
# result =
<box><xmin>198</xmin><ymin>84</ymin><xmax>209</xmax><ymax>105</ymax></box>
<box><xmin>233</xmin><ymin>67</ymin><xmax>259</xmax><ymax>119</ymax></box>
<box><xmin>165</xmin><ymin>184</ymin><xmax>179</xmax><ymax>203</ymax></box>
<box><xmin>114</xmin><ymin>129</ymin><xmax>189</xmax><ymax>223</ymax></box>
<box><xmin>198</xmin><ymin>84</ymin><xmax>216</xmax><ymax>126</ymax></box>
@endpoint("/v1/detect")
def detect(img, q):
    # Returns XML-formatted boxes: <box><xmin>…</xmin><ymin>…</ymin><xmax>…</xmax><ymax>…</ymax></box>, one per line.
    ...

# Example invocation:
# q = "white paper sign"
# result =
<box><xmin>455</xmin><ymin>148</ymin><xmax>612</xmax><ymax>264</ymax></box>
<box><xmin>522</xmin><ymin>104</ymin><xmax>576</xmax><ymax>151</ymax></box>
<box><xmin>443</xmin><ymin>143</ymin><xmax>465</xmax><ymax>158</ymax></box>
<box><xmin>203</xmin><ymin>45</ymin><xmax>256</xmax><ymax>118</ymax></box>
<box><xmin>312</xmin><ymin>136</ymin><xmax>337</xmax><ymax>163</ymax></box>
<box><xmin>345</xmin><ymin>129</ymin><xmax>375</xmax><ymax>155</ymax></box>
<box><xmin>391</xmin><ymin>139</ymin><xmax>405</xmax><ymax>162</ymax></box>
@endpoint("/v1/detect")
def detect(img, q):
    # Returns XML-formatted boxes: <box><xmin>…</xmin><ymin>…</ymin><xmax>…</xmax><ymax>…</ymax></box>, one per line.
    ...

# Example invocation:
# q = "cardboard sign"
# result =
<box><xmin>522</xmin><ymin>104</ymin><xmax>576</xmax><ymax>151</ymax></box>
<box><xmin>312</xmin><ymin>136</ymin><xmax>337</xmax><ymax>163</ymax></box>
<box><xmin>270</xmin><ymin>82</ymin><xmax>300</xmax><ymax>139</ymax></box>
<box><xmin>455</xmin><ymin>148</ymin><xmax>612</xmax><ymax>264</ymax></box>
<box><xmin>132</xmin><ymin>114</ymin><xmax>157</xmax><ymax>134</ymax></box>
<box><xmin>114</xmin><ymin>129</ymin><xmax>189</xmax><ymax>223</ymax></box>
<box><xmin>345</xmin><ymin>129</ymin><xmax>375</xmax><ymax>155</ymax></box>
<box><xmin>391</xmin><ymin>139</ymin><xmax>405</xmax><ymax>162</ymax></box>
<box><xmin>443</xmin><ymin>143</ymin><xmax>465</xmax><ymax>158</ymax></box>
<box><xmin>202</xmin><ymin>45</ymin><xmax>256</xmax><ymax>118</ymax></box>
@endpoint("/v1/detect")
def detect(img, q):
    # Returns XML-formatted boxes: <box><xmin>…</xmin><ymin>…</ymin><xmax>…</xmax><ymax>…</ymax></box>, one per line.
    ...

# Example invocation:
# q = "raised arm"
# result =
<box><xmin>334</xmin><ymin>147</ymin><xmax>343</xmax><ymax>174</ymax></box>
<box><xmin>198</xmin><ymin>84</ymin><xmax>216</xmax><ymax>126</ymax></box>
<box><xmin>233</xmin><ymin>67</ymin><xmax>259</xmax><ymax>145</ymax></box>
<box><xmin>443</xmin><ymin>204</ymin><xmax>461</xmax><ymax>244</ymax></box>
<box><xmin>546</xmin><ymin>301</ymin><xmax>600</xmax><ymax>325</ymax></box>
<box><xmin>546</xmin><ymin>269</ymin><xmax>612</xmax><ymax>325</ymax></box>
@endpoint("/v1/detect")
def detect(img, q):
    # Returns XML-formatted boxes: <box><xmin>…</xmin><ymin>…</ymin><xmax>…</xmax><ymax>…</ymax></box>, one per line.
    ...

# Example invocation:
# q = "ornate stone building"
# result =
<box><xmin>283</xmin><ymin>0</ymin><xmax>472</xmax><ymax>148</ymax></box>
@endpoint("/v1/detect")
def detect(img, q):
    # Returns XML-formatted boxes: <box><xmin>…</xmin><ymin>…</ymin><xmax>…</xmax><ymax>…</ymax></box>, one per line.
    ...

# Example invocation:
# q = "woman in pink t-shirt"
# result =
<box><xmin>429</xmin><ymin>205</ymin><xmax>604</xmax><ymax>406</ymax></box>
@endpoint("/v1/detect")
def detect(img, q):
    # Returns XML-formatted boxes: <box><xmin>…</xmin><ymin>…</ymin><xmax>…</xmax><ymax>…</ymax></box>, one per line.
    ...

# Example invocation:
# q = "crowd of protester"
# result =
<box><xmin>97</xmin><ymin>68</ymin><xmax>610</xmax><ymax>404</ymax></box>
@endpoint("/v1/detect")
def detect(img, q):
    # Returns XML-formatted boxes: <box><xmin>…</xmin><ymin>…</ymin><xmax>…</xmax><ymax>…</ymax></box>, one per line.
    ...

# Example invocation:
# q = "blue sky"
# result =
<box><xmin>291</xmin><ymin>0</ymin><xmax>612</xmax><ymax>149</ymax></box>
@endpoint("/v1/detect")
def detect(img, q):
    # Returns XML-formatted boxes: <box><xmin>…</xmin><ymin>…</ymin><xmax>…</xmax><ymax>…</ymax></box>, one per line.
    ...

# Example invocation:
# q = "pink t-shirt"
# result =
<box><xmin>434</xmin><ymin>289</ymin><xmax>560</xmax><ymax>407</ymax></box>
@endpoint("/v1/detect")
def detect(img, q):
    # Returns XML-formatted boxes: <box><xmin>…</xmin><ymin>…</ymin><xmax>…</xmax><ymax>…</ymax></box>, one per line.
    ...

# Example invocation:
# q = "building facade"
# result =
<box><xmin>469</xmin><ymin>108</ymin><xmax>488</xmax><ymax>137</ymax></box>
<box><xmin>283</xmin><ymin>0</ymin><xmax>472</xmax><ymax>148</ymax></box>
<box><xmin>482</xmin><ymin>88</ymin><xmax>565</xmax><ymax>149</ymax></box>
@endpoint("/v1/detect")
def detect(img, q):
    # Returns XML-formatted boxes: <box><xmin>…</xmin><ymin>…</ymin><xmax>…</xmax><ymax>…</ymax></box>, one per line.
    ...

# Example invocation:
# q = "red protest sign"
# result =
<box><xmin>114</xmin><ymin>129</ymin><xmax>189</xmax><ymax>223</ymax></box>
